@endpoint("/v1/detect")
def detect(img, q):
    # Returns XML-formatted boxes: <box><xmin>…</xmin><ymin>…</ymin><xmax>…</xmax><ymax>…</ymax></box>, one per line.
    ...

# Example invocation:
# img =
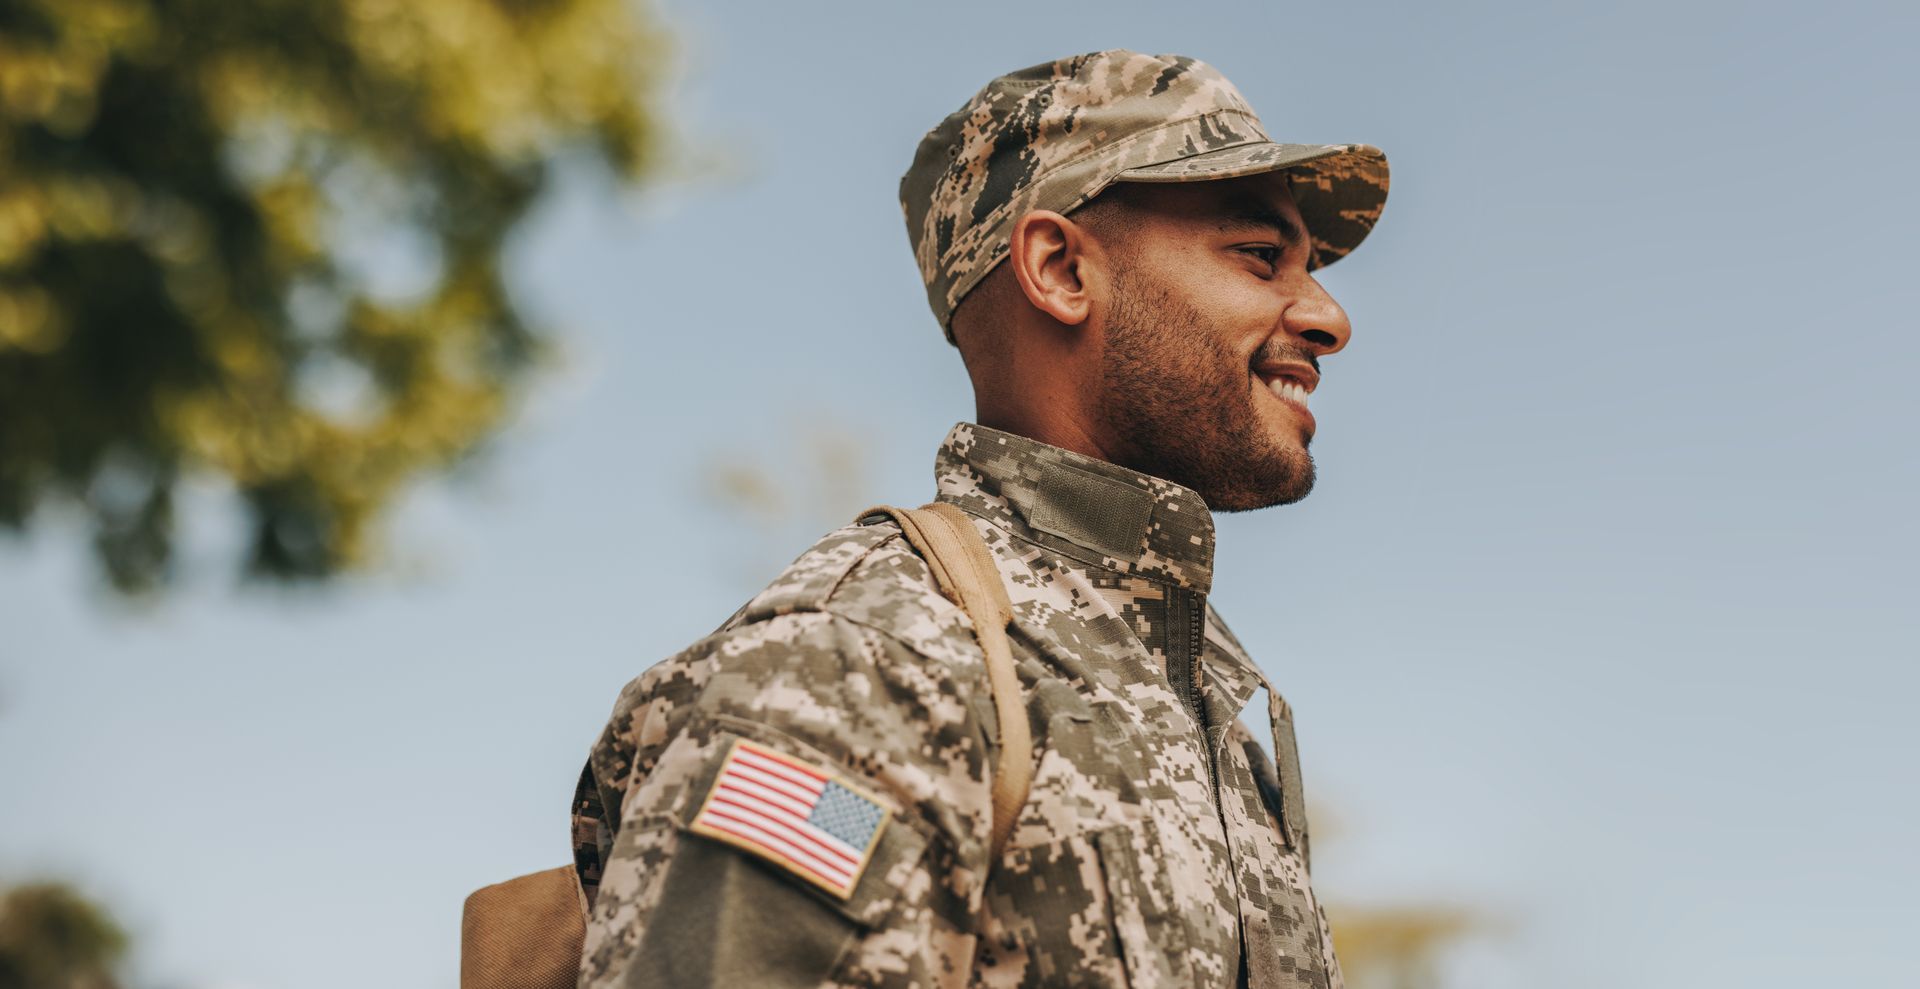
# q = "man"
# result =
<box><xmin>571</xmin><ymin>50</ymin><xmax>1389</xmax><ymax>988</ymax></box>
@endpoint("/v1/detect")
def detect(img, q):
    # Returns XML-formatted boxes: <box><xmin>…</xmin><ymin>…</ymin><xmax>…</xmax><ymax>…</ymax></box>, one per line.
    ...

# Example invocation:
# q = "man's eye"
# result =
<box><xmin>1240</xmin><ymin>246</ymin><xmax>1281</xmax><ymax>268</ymax></box>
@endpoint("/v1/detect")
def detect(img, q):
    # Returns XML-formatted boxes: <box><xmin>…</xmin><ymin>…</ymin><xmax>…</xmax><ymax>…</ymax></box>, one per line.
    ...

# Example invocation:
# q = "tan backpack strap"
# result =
<box><xmin>460</xmin><ymin>864</ymin><xmax>587</xmax><ymax>989</ymax></box>
<box><xmin>859</xmin><ymin>502</ymin><xmax>1033</xmax><ymax>858</ymax></box>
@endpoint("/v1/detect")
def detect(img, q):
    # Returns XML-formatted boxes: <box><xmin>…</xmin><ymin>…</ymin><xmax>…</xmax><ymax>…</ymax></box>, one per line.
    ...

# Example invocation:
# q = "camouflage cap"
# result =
<box><xmin>901</xmin><ymin>50</ymin><xmax>1391</xmax><ymax>341</ymax></box>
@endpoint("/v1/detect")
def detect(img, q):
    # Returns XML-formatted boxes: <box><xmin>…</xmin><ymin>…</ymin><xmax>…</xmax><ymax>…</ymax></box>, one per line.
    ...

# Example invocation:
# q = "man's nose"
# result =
<box><xmin>1280</xmin><ymin>273</ymin><xmax>1352</xmax><ymax>357</ymax></box>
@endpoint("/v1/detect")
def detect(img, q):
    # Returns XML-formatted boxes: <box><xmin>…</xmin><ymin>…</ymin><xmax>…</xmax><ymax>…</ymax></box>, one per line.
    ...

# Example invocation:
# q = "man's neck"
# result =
<box><xmin>973</xmin><ymin>398</ymin><xmax>1123</xmax><ymax>469</ymax></box>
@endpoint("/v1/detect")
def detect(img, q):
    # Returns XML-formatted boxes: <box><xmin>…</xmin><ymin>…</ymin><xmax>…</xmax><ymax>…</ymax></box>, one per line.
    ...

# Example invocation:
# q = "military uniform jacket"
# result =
<box><xmin>572</xmin><ymin>423</ymin><xmax>1342</xmax><ymax>988</ymax></box>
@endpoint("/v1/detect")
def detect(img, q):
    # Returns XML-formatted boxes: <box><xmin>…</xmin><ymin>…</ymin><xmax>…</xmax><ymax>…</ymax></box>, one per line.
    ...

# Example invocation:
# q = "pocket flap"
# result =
<box><xmin>1095</xmin><ymin>820</ymin><xmax>1194</xmax><ymax>985</ymax></box>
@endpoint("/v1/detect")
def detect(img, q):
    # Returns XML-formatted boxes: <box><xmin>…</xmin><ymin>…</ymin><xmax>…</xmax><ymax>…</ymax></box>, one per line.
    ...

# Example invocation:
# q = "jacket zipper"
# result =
<box><xmin>1172</xmin><ymin>587</ymin><xmax>1218</xmax><ymax>795</ymax></box>
<box><xmin>1176</xmin><ymin>586</ymin><xmax>1266</xmax><ymax>980</ymax></box>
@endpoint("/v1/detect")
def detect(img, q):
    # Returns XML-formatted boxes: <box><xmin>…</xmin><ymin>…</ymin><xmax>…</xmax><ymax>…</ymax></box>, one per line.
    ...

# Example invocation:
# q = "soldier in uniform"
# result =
<box><xmin>571</xmin><ymin>50</ymin><xmax>1390</xmax><ymax>988</ymax></box>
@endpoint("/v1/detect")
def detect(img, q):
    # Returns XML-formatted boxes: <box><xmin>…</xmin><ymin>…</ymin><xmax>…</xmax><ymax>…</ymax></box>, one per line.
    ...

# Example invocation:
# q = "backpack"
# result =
<box><xmin>460</xmin><ymin>502</ymin><xmax>1034</xmax><ymax>989</ymax></box>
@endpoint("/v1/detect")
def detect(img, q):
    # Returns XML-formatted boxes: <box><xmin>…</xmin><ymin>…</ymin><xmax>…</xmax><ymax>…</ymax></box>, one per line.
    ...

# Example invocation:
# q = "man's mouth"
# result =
<box><xmin>1253</xmin><ymin>361</ymin><xmax>1319</xmax><ymax>412</ymax></box>
<box><xmin>1264</xmin><ymin>376</ymin><xmax>1311</xmax><ymax>408</ymax></box>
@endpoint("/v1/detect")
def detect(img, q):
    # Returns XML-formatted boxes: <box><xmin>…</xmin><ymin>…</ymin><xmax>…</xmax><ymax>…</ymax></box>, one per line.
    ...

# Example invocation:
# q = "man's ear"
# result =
<box><xmin>1006</xmin><ymin>210</ymin><xmax>1099</xmax><ymax>327</ymax></box>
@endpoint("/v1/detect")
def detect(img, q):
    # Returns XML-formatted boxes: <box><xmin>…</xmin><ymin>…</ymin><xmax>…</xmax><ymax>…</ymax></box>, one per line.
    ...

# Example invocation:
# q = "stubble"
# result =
<box><xmin>1098</xmin><ymin>267</ymin><xmax>1316</xmax><ymax>511</ymax></box>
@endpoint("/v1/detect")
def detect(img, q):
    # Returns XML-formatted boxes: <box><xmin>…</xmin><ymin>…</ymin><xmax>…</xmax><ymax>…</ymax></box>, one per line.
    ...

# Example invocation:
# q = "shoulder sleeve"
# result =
<box><xmin>578</xmin><ymin>608</ymin><xmax>994</xmax><ymax>989</ymax></box>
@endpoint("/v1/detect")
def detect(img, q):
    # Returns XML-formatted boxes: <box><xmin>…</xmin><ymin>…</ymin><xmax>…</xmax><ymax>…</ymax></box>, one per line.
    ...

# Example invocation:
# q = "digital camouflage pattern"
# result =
<box><xmin>900</xmin><ymin>50</ymin><xmax>1390</xmax><ymax>337</ymax></box>
<box><xmin>572</xmin><ymin>423</ymin><xmax>1342</xmax><ymax>988</ymax></box>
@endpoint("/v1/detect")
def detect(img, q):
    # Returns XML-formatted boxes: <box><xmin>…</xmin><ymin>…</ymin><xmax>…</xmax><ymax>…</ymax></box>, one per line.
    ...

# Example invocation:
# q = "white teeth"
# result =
<box><xmin>1267</xmin><ymin>378</ymin><xmax>1309</xmax><ymax>407</ymax></box>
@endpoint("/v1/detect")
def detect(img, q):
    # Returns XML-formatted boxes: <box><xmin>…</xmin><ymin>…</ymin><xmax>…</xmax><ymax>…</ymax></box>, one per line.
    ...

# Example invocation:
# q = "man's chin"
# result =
<box><xmin>1214</xmin><ymin>483</ymin><xmax>1313</xmax><ymax>512</ymax></box>
<box><xmin>1201</xmin><ymin>453</ymin><xmax>1315</xmax><ymax>512</ymax></box>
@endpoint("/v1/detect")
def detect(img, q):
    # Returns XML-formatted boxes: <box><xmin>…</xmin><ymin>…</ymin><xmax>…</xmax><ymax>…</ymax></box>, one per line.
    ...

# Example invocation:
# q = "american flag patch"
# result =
<box><xmin>687</xmin><ymin>738</ymin><xmax>890</xmax><ymax>900</ymax></box>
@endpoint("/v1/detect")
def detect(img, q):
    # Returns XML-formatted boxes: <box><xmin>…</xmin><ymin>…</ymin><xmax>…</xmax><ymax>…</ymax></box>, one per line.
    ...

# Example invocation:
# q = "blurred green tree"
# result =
<box><xmin>0</xmin><ymin>0</ymin><xmax>668</xmax><ymax>592</ymax></box>
<box><xmin>1309</xmin><ymin>804</ymin><xmax>1488</xmax><ymax>988</ymax></box>
<box><xmin>0</xmin><ymin>883</ymin><xmax>126</xmax><ymax>989</ymax></box>
<box><xmin>1327</xmin><ymin>902</ymin><xmax>1479</xmax><ymax>989</ymax></box>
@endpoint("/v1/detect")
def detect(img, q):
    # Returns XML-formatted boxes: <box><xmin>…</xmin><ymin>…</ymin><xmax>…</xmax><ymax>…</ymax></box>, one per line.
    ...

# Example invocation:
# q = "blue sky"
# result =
<box><xmin>3</xmin><ymin>1</ymin><xmax>1916</xmax><ymax>986</ymax></box>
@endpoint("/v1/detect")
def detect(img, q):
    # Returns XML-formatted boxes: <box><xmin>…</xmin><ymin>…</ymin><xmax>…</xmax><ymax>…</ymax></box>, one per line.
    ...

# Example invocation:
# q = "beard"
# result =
<box><xmin>1098</xmin><ymin>267</ymin><xmax>1316</xmax><ymax>512</ymax></box>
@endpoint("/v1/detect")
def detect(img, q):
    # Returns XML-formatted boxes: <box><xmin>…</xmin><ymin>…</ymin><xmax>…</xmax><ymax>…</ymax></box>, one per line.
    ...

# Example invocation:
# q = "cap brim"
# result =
<box><xmin>1116</xmin><ymin>142</ymin><xmax>1390</xmax><ymax>270</ymax></box>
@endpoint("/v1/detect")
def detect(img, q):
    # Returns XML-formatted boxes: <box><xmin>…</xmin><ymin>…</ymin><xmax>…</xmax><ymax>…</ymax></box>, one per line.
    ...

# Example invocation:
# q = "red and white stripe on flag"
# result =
<box><xmin>687</xmin><ymin>737</ymin><xmax>891</xmax><ymax>900</ymax></box>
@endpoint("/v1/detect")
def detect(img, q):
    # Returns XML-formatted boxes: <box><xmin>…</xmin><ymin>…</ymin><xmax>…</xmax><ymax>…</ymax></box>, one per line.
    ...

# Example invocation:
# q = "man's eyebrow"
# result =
<box><xmin>1214</xmin><ymin>199</ymin><xmax>1305</xmax><ymax>246</ymax></box>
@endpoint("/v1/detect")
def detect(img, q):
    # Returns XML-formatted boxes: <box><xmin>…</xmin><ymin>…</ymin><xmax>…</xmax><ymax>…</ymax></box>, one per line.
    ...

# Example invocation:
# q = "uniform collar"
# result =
<box><xmin>933</xmin><ymin>422</ymin><xmax>1215</xmax><ymax>594</ymax></box>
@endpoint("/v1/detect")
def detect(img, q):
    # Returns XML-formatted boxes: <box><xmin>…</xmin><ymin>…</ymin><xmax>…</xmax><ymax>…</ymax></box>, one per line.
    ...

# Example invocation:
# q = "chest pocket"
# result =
<box><xmin>982</xmin><ymin>817</ymin><xmax>1193</xmax><ymax>988</ymax></box>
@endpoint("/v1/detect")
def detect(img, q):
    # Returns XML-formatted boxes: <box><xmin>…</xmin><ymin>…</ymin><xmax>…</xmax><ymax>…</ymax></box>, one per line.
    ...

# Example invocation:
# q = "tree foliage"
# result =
<box><xmin>0</xmin><ymin>883</ymin><xmax>126</xmax><ymax>989</ymax></box>
<box><xmin>1327</xmin><ymin>902</ymin><xmax>1480</xmax><ymax>989</ymax></box>
<box><xmin>0</xmin><ymin>0</ymin><xmax>667</xmax><ymax>591</ymax></box>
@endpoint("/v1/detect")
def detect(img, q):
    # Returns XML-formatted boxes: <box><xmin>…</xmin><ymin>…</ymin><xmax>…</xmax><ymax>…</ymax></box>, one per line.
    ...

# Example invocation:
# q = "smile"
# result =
<box><xmin>1252</xmin><ymin>361</ymin><xmax>1320</xmax><ymax>436</ymax></box>
<box><xmin>1253</xmin><ymin>361</ymin><xmax>1319</xmax><ymax>410</ymax></box>
<box><xmin>1265</xmin><ymin>377</ymin><xmax>1310</xmax><ymax>409</ymax></box>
